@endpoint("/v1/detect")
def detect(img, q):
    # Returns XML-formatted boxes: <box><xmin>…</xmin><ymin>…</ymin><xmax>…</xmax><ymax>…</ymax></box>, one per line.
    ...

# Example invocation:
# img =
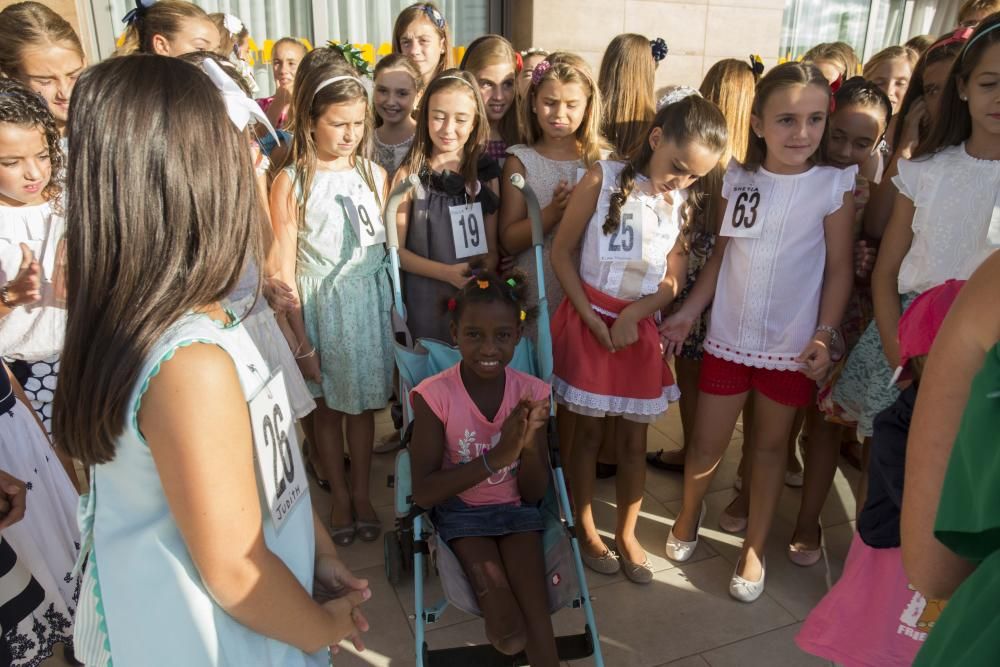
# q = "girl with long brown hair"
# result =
<box><xmin>598</xmin><ymin>33</ymin><xmax>663</xmax><ymax>159</ymax></box>
<box><xmin>270</xmin><ymin>60</ymin><xmax>395</xmax><ymax>547</ymax></box>
<box><xmin>54</xmin><ymin>55</ymin><xmax>370</xmax><ymax>664</ymax></box>
<box><xmin>114</xmin><ymin>0</ymin><xmax>218</xmax><ymax>57</ymax></box>
<box><xmin>392</xmin><ymin>69</ymin><xmax>500</xmax><ymax>343</ymax></box>
<box><xmin>461</xmin><ymin>35</ymin><xmax>522</xmax><ymax>163</ymax></box>
<box><xmin>392</xmin><ymin>1</ymin><xmax>452</xmax><ymax>87</ymax></box>
<box><xmin>552</xmin><ymin>93</ymin><xmax>727</xmax><ymax>583</ymax></box>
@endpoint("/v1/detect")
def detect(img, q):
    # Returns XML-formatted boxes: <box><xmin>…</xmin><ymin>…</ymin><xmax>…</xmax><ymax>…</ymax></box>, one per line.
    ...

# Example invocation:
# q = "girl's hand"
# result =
<box><xmin>583</xmin><ymin>310</ymin><xmax>615</xmax><ymax>352</ymax></box>
<box><xmin>314</xmin><ymin>553</ymin><xmax>371</xmax><ymax>603</ymax></box>
<box><xmin>498</xmin><ymin>254</ymin><xmax>517</xmax><ymax>274</ymax></box>
<box><xmin>492</xmin><ymin>401</ymin><xmax>532</xmax><ymax>467</ymax></box>
<box><xmin>854</xmin><ymin>240</ymin><xmax>877</xmax><ymax>279</ymax></box>
<box><xmin>296</xmin><ymin>345</ymin><xmax>322</xmax><ymax>384</ymax></box>
<box><xmin>796</xmin><ymin>338</ymin><xmax>832</xmax><ymax>382</ymax></box>
<box><xmin>658</xmin><ymin>309</ymin><xmax>696</xmax><ymax>359</ymax></box>
<box><xmin>321</xmin><ymin>590</ymin><xmax>371</xmax><ymax>654</ymax></box>
<box><xmin>609</xmin><ymin>311</ymin><xmax>639</xmax><ymax>350</ymax></box>
<box><xmin>2</xmin><ymin>244</ymin><xmax>42</xmax><ymax>308</ymax></box>
<box><xmin>0</xmin><ymin>469</ymin><xmax>27</xmax><ymax>530</ymax></box>
<box><xmin>263</xmin><ymin>277</ymin><xmax>299</xmax><ymax>313</ymax></box>
<box><xmin>443</xmin><ymin>262</ymin><xmax>472</xmax><ymax>289</ymax></box>
<box><xmin>520</xmin><ymin>397</ymin><xmax>550</xmax><ymax>447</ymax></box>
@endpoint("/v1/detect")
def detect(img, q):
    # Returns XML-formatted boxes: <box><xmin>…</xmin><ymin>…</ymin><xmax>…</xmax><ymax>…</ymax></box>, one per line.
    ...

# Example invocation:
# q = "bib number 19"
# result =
<box><xmin>450</xmin><ymin>202</ymin><xmax>487</xmax><ymax>259</ymax></box>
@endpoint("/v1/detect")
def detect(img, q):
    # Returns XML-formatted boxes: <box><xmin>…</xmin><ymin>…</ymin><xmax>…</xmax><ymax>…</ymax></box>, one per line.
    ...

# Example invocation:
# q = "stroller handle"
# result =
<box><xmin>385</xmin><ymin>174</ymin><xmax>420</xmax><ymax>250</ymax></box>
<box><xmin>509</xmin><ymin>173</ymin><xmax>545</xmax><ymax>249</ymax></box>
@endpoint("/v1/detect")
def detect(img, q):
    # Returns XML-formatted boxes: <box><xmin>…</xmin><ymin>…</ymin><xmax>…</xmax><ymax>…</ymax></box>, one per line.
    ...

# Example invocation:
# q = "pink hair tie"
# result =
<box><xmin>531</xmin><ymin>59</ymin><xmax>552</xmax><ymax>87</ymax></box>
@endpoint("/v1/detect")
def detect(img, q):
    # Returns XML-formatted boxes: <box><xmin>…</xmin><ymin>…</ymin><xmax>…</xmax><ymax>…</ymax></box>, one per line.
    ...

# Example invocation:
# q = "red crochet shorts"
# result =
<box><xmin>699</xmin><ymin>353</ymin><xmax>816</xmax><ymax>408</ymax></box>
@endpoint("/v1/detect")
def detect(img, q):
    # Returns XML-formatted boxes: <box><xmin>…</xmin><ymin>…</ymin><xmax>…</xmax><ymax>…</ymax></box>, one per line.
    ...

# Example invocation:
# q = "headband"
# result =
<box><xmin>122</xmin><ymin>0</ymin><xmax>155</xmax><ymax>25</ymax></box>
<box><xmin>651</xmin><ymin>38</ymin><xmax>669</xmax><ymax>64</ymax></box>
<box><xmin>929</xmin><ymin>26</ymin><xmax>974</xmax><ymax>54</ymax></box>
<box><xmin>437</xmin><ymin>74</ymin><xmax>477</xmax><ymax>91</ymax></box>
<box><xmin>419</xmin><ymin>4</ymin><xmax>446</xmax><ymax>29</ymax></box>
<box><xmin>530</xmin><ymin>59</ymin><xmax>552</xmax><ymax>86</ymax></box>
<box><xmin>963</xmin><ymin>21</ymin><xmax>1000</xmax><ymax>59</ymax></box>
<box><xmin>314</xmin><ymin>75</ymin><xmax>370</xmax><ymax>100</ymax></box>
<box><xmin>202</xmin><ymin>59</ymin><xmax>278</xmax><ymax>143</ymax></box>
<box><xmin>656</xmin><ymin>86</ymin><xmax>700</xmax><ymax>111</ymax></box>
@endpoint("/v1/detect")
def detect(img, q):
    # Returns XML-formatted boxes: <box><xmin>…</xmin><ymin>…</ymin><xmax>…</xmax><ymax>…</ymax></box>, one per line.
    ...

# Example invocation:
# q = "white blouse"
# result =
<box><xmin>704</xmin><ymin>160</ymin><xmax>856</xmax><ymax>371</ymax></box>
<box><xmin>579</xmin><ymin>160</ymin><xmax>685</xmax><ymax>302</ymax></box>
<box><xmin>0</xmin><ymin>201</ymin><xmax>66</xmax><ymax>360</ymax></box>
<box><xmin>893</xmin><ymin>143</ymin><xmax>1000</xmax><ymax>295</ymax></box>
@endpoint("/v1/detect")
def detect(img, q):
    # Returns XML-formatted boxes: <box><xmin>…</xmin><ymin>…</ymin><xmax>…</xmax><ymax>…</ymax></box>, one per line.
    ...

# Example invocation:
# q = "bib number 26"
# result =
<box><xmin>250</xmin><ymin>370</ymin><xmax>306</xmax><ymax>530</ymax></box>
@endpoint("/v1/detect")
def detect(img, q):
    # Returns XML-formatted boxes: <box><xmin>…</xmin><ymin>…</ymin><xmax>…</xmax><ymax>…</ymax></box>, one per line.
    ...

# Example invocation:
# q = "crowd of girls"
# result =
<box><xmin>0</xmin><ymin>0</ymin><xmax>997</xmax><ymax>665</ymax></box>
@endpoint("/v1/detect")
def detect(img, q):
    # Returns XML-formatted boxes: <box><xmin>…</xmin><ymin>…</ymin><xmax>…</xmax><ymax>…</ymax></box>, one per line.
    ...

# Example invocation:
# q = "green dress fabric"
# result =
<box><xmin>288</xmin><ymin>162</ymin><xmax>394</xmax><ymax>414</ymax></box>
<box><xmin>914</xmin><ymin>342</ymin><xmax>1000</xmax><ymax>666</ymax></box>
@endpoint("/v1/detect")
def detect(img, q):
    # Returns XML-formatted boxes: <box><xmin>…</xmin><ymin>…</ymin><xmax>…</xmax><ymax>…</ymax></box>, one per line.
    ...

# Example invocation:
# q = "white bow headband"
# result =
<box><xmin>202</xmin><ymin>58</ymin><xmax>278</xmax><ymax>143</ymax></box>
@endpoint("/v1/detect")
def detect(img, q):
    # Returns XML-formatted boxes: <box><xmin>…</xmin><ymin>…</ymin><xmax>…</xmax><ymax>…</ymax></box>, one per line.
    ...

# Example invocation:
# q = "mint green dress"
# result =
<box><xmin>288</xmin><ymin>162</ymin><xmax>394</xmax><ymax>414</ymax></box>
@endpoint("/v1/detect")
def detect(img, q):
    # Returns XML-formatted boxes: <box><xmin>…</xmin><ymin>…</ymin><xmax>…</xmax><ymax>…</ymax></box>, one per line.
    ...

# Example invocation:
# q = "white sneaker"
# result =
<box><xmin>729</xmin><ymin>556</ymin><xmax>766</xmax><ymax>603</ymax></box>
<box><xmin>665</xmin><ymin>501</ymin><xmax>705</xmax><ymax>563</ymax></box>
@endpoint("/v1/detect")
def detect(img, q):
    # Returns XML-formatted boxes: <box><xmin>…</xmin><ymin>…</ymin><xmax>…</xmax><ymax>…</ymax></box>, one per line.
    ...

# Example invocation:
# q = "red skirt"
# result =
<box><xmin>552</xmin><ymin>283</ymin><xmax>678</xmax><ymax>423</ymax></box>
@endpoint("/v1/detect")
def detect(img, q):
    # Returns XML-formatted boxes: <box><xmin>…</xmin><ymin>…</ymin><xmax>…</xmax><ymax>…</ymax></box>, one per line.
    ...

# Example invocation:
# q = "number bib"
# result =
<box><xmin>599</xmin><ymin>199</ymin><xmax>643</xmax><ymax>261</ymax></box>
<box><xmin>722</xmin><ymin>180</ymin><xmax>773</xmax><ymax>239</ymax></box>
<box><xmin>249</xmin><ymin>370</ymin><xmax>307</xmax><ymax>531</ymax></box>
<box><xmin>450</xmin><ymin>202</ymin><xmax>487</xmax><ymax>259</ymax></box>
<box><xmin>340</xmin><ymin>192</ymin><xmax>386</xmax><ymax>248</ymax></box>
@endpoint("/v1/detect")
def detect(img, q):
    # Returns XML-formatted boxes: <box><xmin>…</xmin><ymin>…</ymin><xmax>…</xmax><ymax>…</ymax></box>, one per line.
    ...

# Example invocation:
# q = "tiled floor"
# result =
<box><xmin>46</xmin><ymin>406</ymin><xmax>857</xmax><ymax>666</ymax></box>
<box><xmin>320</xmin><ymin>407</ymin><xmax>857</xmax><ymax>667</ymax></box>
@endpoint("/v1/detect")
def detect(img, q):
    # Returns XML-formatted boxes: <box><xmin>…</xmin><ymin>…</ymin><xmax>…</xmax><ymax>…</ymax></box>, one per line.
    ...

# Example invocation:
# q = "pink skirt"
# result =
<box><xmin>796</xmin><ymin>533</ymin><xmax>944</xmax><ymax>666</ymax></box>
<box><xmin>552</xmin><ymin>283</ymin><xmax>678</xmax><ymax>423</ymax></box>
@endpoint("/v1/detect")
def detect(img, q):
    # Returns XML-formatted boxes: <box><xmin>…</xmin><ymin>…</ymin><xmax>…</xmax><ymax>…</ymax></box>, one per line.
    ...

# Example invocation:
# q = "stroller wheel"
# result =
<box><xmin>384</xmin><ymin>531</ymin><xmax>404</xmax><ymax>586</ymax></box>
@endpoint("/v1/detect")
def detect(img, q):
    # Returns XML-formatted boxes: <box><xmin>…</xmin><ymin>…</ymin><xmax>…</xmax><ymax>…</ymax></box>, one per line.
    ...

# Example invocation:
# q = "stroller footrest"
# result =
<box><xmin>426</xmin><ymin>631</ymin><xmax>594</xmax><ymax>666</ymax></box>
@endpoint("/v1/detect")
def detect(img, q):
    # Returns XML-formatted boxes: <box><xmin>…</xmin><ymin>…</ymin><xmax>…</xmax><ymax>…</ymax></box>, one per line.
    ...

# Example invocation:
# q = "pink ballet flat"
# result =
<box><xmin>787</xmin><ymin>526</ymin><xmax>823</xmax><ymax>567</ymax></box>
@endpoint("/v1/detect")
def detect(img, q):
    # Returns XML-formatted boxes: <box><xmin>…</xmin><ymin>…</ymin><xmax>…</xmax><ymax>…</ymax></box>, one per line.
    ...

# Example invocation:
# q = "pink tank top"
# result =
<box><xmin>412</xmin><ymin>363</ymin><xmax>550</xmax><ymax>507</ymax></box>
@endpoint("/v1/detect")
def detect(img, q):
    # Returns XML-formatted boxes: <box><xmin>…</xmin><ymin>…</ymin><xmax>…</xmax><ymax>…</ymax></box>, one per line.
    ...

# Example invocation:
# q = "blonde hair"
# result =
<box><xmin>115</xmin><ymin>0</ymin><xmax>211</xmax><ymax>56</ymax></box>
<box><xmin>405</xmin><ymin>69</ymin><xmax>488</xmax><ymax>191</ymax></box>
<box><xmin>209</xmin><ymin>13</ymin><xmax>249</xmax><ymax>59</ymax></box>
<box><xmin>460</xmin><ymin>35</ymin><xmax>522</xmax><ymax>146</ymax></box>
<box><xmin>392</xmin><ymin>2</ymin><xmax>452</xmax><ymax>79</ymax></box>
<box><xmin>598</xmin><ymin>33</ymin><xmax>656</xmax><ymax>158</ymax></box>
<box><xmin>522</xmin><ymin>52</ymin><xmax>606</xmax><ymax>168</ymax></box>
<box><xmin>803</xmin><ymin>42</ymin><xmax>860</xmax><ymax>78</ymax></box>
<box><xmin>863</xmin><ymin>45</ymin><xmax>919</xmax><ymax>79</ymax></box>
<box><xmin>958</xmin><ymin>0</ymin><xmax>1000</xmax><ymax>24</ymax></box>
<box><xmin>0</xmin><ymin>1</ymin><xmax>84</xmax><ymax>79</ymax></box>
<box><xmin>696</xmin><ymin>58</ymin><xmax>758</xmax><ymax>234</ymax></box>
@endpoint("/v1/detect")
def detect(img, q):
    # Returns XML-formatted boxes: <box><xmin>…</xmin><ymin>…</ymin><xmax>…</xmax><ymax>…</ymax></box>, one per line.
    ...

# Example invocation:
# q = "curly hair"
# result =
<box><xmin>0</xmin><ymin>78</ymin><xmax>63</xmax><ymax>205</ymax></box>
<box><xmin>447</xmin><ymin>269</ymin><xmax>537</xmax><ymax>325</ymax></box>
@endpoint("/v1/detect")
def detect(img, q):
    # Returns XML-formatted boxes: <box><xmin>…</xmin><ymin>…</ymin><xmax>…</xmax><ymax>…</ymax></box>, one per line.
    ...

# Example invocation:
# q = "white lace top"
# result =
<box><xmin>579</xmin><ymin>160</ymin><xmax>685</xmax><ymax>302</ymax></box>
<box><xmin>893</xmin><ymin>143</ymin><xmax>1000</xmax><ymax>295</ymax></box>
<box><xmin>0</xmin><ymin>201</ymin><xmax>66</xmax><ymax>360</ymax></box>
<box><xmin>704</xmin><ymin>160</ymin><xmax>857</xmax><ymax>370</ymax></box>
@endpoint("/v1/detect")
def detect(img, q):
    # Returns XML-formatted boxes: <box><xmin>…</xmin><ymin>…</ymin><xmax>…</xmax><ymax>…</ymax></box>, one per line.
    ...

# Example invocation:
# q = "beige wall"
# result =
<box><xmin>512</xmin><ymin>0</ymin><xmax>783</xmax><ymax>90</ymax></box>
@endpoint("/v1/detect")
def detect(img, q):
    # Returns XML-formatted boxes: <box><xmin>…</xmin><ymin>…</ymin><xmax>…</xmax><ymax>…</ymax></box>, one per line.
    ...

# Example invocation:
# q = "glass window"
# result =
<box><xmin>99</xmin><ymin>1</ymin><xmax>490</xmax><ymax>96</ymax></box>
<box><xmin>780</xmin><ymin>0</ymin><xmax>907</xmax><ymax>65</ymax></box>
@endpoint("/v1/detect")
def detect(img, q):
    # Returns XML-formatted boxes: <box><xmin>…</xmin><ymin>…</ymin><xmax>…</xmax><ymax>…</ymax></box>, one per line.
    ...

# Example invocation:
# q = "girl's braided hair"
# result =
<box><xmin>602</xmin><ymin>95</ymin><xmax>727</xmax><ymax>251</ymax></box>
<box><xmin>0</xmin><ymin>78</ymin><xmax>63</xmax><ymax>206</ymax></box>
<box><xmin>446</xmin><ymin>269</ymin><xmax>537</xmax><ymax>326</ymax></box>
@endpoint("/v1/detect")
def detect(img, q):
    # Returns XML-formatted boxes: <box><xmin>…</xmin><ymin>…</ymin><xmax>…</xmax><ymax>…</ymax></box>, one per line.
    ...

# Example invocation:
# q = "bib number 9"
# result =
<box><xmin>340</xmin><ymin>194</ymin><xmax>386</xmax><ymax>248</ymax></box>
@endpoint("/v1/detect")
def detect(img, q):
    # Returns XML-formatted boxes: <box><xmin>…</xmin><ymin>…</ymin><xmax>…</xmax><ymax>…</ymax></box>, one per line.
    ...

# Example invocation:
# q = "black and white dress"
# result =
<box><xmin>0</xmin><ymin>368</ymin><xmax>79</xmax><ymax>666</ymax></box>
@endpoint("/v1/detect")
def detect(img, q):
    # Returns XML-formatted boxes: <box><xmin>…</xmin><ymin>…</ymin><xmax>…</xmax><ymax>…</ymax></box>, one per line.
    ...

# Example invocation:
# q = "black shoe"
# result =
<box><xmin>595</xmin><ymin>462</ymin><xmax>617</xmax><ymax>479</ymax></box>
<box><xmin>646</xmin><ymin>449</ymin><xmax>685</xmax><ymax>472</ymax></box>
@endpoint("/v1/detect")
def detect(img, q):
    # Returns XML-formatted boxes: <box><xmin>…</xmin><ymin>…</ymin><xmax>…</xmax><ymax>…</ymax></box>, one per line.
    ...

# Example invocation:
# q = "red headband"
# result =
<box><xmin>928</xmin><ymin>26</ymin><xmax>974</xmax><ymax>54</ymax></box>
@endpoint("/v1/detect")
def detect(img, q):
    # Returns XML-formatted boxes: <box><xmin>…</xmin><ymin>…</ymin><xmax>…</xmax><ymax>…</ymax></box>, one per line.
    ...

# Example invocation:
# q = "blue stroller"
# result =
<box><xmin>381</xmin><ymin>175</ymin><xmax>605</xmax><ymax>666</ymax></box>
